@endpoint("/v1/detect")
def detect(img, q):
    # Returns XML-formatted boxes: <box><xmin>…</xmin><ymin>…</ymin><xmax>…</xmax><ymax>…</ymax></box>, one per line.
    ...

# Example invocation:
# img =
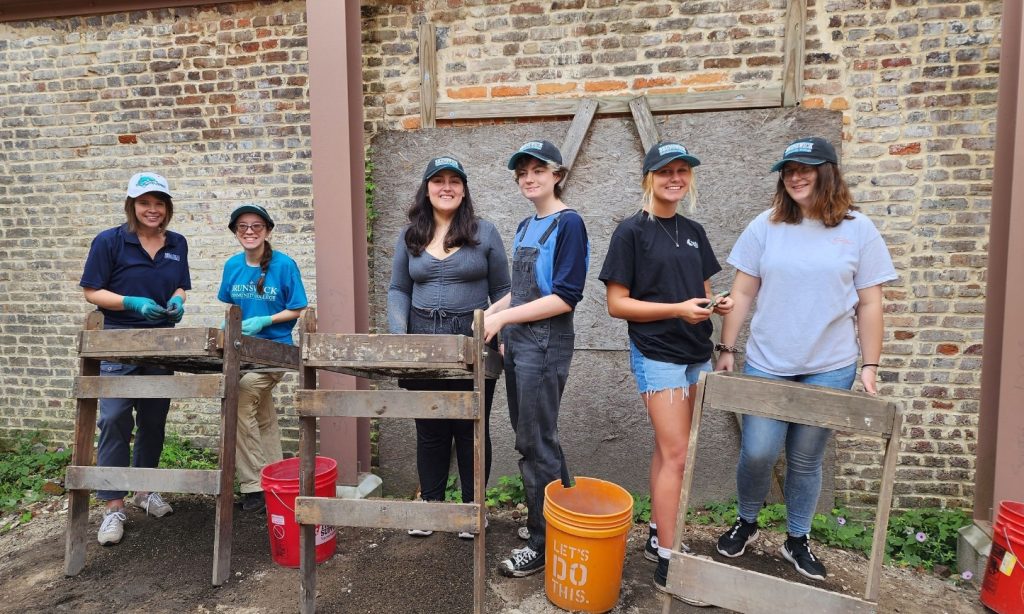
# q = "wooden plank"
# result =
<box><xmin>74</xmin><ymin>374</ymin><xmax>224</xmax><ymax>399</ymax></box>
<box><xmin>78</xmin><ymin>327</ymin><xmax>219</xmax><ymax>358</ymax></box>
<box><xmin>629</xmin><ymin>95</ymin><xmax>661</xmax><ymax>153</ymax></box>
<box><xmin>435</xmin><ymin>88</ymin><xmax>783</xmax><ymax>121</ymax></box>
<box><xmin>703</xmin><ymin>372</ymin><xmax>896</xmax><ymax>436</ymax></box>
<box><xmin>472</xmin><ymin>309</ymin><xmax>486</xmax><ymax>614</ymax></box>
<box><xmin>65</xmin><ymin>311</ymin><xmax>103</xmax><ymax>578</ymax></box>
<box><xmin>865</xmin><ymin>407</ymin><xmax>903</xmax><ymax>601</ymax></box>
<box><xmin>782</xmin><ymin>0</ymin><xmax>807</xmax><ymax>106</ymax></box>
<box><xmin>212</xmin><ymin>305</ymin><xmax>242</xmax><ymax>587</ymax></box>
<box><xmin>296</xmin><ymin>390</ymin><xmax>479</xmax><ymax>419</ymax></box>
<box><xmin>303</xmin><ymin>333</ymin><xmax>469</xmax><ymax>368</ymax></box>
<box><xmin>65</xmin><ymin>466</ymin><xmax>222</xmax><ymax>495</ymax></box>
<box><xmin>294</xmin><ymin>498</ymin><xmax>481</xmax><ymax>533</ymax></box>
<box><xmin>560</xmin><ymin>98</ymin><xmax>598</xmax><ymax>174</ymax></box>
<box><xmin>236</xmin><ymin>335</ymin><xmax>301</xmax><ymax>370</ymax></box>
<box><xmin>418</xmin><ymin>22</ymin><xmax>437</xmax><ymax>129</ymax></box>
<box><xmin>666</xmin><ymin>552</ymin><xmax>876</xmax><ymax>613</ymax></box>
<box><xmin>298</xmin><ymin>308</ymin><xmax>318</xmax><ymax>614</ymax></box>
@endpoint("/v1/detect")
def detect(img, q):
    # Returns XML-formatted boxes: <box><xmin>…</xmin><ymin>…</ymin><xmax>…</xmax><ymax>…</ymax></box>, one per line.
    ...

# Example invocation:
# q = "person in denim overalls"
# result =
<box><xmin>79</xmin><ymin>172</ymin><xmax>190</xmax><ymax>546</ymax></box>
<box><xmin>387</xmin><ymin>156</ymin><xmax>510</xmax><ymax>538</ymax></box>
<box><xmin>484</xmin><ymin>140</ymin><xmax>589</xmax><ymax>578</ymax></box>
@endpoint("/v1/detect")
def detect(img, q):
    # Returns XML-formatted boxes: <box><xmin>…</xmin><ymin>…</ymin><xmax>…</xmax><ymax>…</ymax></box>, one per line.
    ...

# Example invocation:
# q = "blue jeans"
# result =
<box><xmin>736</xmin><ymin>362</ymin><xmax>857</xmax><ymax>536</ymax></box>
<box><xmin>96</xmin><ymin>361</ymin><xmax>172</xmax><ymax>501</ymax></box>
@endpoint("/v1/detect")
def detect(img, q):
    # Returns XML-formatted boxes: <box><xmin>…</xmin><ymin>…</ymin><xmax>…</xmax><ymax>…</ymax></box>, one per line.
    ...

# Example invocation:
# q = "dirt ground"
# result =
<box><xmin>0</xmin><ymin>494</ymin><xmax>986</xmax><ymax>614</ymax></box>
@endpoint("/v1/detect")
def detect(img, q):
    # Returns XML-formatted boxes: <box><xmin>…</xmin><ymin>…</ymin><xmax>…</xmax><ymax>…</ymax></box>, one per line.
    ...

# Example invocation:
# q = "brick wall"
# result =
<box><xmin>360</xmin><ymin>0</ymin><xmax>1001</xmax><ymax>510</ymax></box>
<box><xmin>0</xmin><ymin>1</ymin><xmax>314</xmax><ymax>448</ymax></box>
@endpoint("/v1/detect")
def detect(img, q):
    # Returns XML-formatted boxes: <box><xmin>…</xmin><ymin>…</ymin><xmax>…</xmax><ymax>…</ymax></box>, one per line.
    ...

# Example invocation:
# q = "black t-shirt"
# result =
<box><xmin>599</xmin><ymin>211</ymin><xmax>722</xmax><ymax>364</ymax></box>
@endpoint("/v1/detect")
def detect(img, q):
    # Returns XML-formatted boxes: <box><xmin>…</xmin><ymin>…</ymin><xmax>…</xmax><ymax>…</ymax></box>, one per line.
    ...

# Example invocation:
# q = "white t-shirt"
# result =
<box><xmin>727</xmin><ymin>209</ymin><xmax>898</xmax><ymax>376</ymax></box>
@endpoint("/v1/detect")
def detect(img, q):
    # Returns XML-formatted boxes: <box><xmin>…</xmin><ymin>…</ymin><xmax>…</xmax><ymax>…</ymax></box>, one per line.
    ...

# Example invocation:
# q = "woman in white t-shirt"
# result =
<box><xmin>713</xmin><ymin>137</ymin><xmax>897</xmax><ymax>582</ymax></box>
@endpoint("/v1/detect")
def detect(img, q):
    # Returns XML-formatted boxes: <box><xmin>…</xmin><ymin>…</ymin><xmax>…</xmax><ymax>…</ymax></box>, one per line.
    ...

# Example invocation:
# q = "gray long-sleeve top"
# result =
<box><xmin>387</xmin><ymin>219</ymin><xmax>511</xmax><ymax>334</ymax></box>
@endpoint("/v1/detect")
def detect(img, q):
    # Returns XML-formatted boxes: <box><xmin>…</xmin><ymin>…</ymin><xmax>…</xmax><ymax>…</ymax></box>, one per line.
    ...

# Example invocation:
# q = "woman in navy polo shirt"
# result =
<box><xmin>218</xmin><ymin>204</ymin><xmax>307</xmax><ymax>513</ymax></box>
<box><xmin>80</xmin><ymin>172</ymin><xmax>191</xmax><ymax>546</ymax></box>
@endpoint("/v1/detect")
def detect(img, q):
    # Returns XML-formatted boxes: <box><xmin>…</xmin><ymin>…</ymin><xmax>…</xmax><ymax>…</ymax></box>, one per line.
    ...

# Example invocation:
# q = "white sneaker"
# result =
<box><xmin>459</xmin><ymin>517</ymin><xmax>488</xmax><ymax>540</ymax></box>
<box><xmin>97</xmin><ymin>509</ymin><xmax>126</xmax><ymax>546</ymax></box>
<box><xmin>130</xmin><ymin>492</ymin><xmax>173</xmax><ymax>517</ymax></box>
<box><xmin>408</xmin><ymin>528</ymin><xmax>433</xmax><ymax>537</ymax></box>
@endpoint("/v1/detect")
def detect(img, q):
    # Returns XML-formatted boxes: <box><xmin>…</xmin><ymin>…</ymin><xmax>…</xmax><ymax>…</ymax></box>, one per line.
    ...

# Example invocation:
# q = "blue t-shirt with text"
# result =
<box><xmin>218</xmin><ymin>251</ymin><xmax>308</xmax><ymax>345</ymax></box>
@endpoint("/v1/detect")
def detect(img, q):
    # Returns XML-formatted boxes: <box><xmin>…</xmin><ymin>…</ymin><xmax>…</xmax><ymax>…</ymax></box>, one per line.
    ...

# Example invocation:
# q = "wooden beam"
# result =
<box><xmin>296</xmin><ymin>389</ymin><xmax>479</xmax><ymax>419</ymax></box>
<box><xmin>65</xmin><ymin>466</ymin><xmax>222</xmax><ymax>495</ymax></box>
<box><xmin>629</xmin><ymin>95</ymin><xmax>661</xmax><ymax>153</ymax></box>
<box><xmin>74</xmin><ymin>375</ymin><xmax>224</xmax><ymax>399</ymax></box>
<box><xmin>560</xmin><ymin>98</ymin><xmax>598</xmax><ymax>175</ymax></box>
<box><xmin>782</xmin><ymin>0</ymin><xmax>807</xmax><ymax>106</ymax></box>
<box><xmin>865</xmin><ymin>407</ymin><xmax>904</xmax><ymax>601</ymax></box>
<box><xmin>666</xmin><ymin>552</ymin><xmax>876</xmax><ymax>613</ymax></box>
<box><xmin>236</xmin><ymin>335</ymin><xmax>301</xmax><ymax>369</ymax></box>
<box><xmin>418</xmin><ymin>23</ymin><xmax>437</xmax><ymax>129</ymax></box>
<box><xmin>294</xmin><ymin>497</ymin><xmax>481</xmax><ymax>533</ymax></box>
<box><xmin>435</xmin><ymin>88</ymin><xmax>783</xmax><ymax>121</ymax></box>
<box><xmin>78</xmin><ymin>327</ymin><xmax>219</xmax><ymax>358</ymax></box>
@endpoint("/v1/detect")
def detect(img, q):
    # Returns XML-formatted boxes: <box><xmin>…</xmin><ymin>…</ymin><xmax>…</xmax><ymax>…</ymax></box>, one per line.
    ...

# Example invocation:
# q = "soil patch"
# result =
<box><xmin>0</xmin><ymin>494</ymin><xmax>986</xmax><ymax>613</ymax></box>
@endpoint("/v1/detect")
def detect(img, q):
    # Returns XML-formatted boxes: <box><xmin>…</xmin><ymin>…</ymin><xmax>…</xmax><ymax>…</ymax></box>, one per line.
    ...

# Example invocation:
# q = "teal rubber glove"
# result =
<box><xmin>165</xmin><ymin>296</ymin><xmax>185</xmax><ymax>324</ymax></box>
<box><xmin>122</xmin><ymin>296</ymin><xmax>167</xmax><ymax>321</ymax></box>
<box><xmin>241</xmin><ymin>316</ymin><xmax>273</xmax><ymax>336</ymax></box>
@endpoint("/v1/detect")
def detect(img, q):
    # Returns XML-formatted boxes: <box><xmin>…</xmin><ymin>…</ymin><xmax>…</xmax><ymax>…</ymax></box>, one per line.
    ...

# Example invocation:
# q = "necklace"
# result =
<box><xmin>654</xmin><ymin>214</ymin><xmax>679</xmax><ymax>248</ymax></box>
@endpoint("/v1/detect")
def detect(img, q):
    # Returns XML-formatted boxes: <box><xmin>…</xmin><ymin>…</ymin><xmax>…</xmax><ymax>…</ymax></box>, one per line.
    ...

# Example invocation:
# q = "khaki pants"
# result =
<box><xmin>235</xmin><ymin>371</ymin><xmax>285</xmax><ymax>493</ymax></box>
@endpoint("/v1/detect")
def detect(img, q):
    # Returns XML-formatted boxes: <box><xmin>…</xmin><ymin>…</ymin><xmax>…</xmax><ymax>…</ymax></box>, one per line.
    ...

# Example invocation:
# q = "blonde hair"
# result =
<box><xmin>639</xmin><ymin>168</ymin><xmax>698</xmax><ymax>217</ymax></box>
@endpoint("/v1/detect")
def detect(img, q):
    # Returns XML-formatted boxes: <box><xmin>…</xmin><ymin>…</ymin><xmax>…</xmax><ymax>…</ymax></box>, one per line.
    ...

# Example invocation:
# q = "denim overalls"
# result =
<box><xmin>503</xmin><ymin>212</ymin><xmax>575</xmax><ymax>552</ymax></box>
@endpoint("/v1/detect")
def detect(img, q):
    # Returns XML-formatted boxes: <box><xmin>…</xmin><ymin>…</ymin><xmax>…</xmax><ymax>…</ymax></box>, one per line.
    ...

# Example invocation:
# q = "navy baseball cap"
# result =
<box><xmin>770</xmin><ymin>137</ymin><xmax>839</xmax><ymax>172</ymax></box>
<box><xmin>422</xmin><ymin>156</ymin><xmax>468</xmax><ymax>182</ymax></box>
<box><xmin>507</xmin><ymin>140</ymin><xmax>563</xmax><ymax>169</ymax></box>
<box><xmin>642</xmin><ymin>142</ymin><xmax>701</xmax><ymax>174</ymax></box>
<box><xmin>228</xmin><ymin>204</ymin><xmax>275</xmax><ymax>231</ymax></box>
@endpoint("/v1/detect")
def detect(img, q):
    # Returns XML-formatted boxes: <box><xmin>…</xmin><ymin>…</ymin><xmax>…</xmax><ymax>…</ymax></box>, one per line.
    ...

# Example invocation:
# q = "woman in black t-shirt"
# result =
<box><xmin>598</xmin><ymin>142</ymin><xmax>733</xmax><ymax>602</ymax></box>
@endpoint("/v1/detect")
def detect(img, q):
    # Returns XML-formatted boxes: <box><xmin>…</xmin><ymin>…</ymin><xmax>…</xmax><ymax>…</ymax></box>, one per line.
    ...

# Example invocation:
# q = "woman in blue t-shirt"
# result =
<box><xmin>713</xmin><ymin>137</ymin><xmax>896</xmax><ymax>582</ymax></box>
<box><xmin>218</xmin><ymin>204</ymin><xmax>308</xmax><ymax>513</ymax></box>
<box><xmin>598</xmin><ymin>142</ymin><xmax>732</xmax><ymax>603</ymax></box>
<box><xmin>80</xmin><ymin>171</ymin><xmax>190</xmax><ymax>547</ymax></box>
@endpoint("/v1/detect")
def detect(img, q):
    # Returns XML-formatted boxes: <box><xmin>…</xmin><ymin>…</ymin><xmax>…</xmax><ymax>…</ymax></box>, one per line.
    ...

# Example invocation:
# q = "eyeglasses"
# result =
<box><xmin>235</xmin><ymin>223</ymin><xmax>267</xmax><ymax>234</ymax></box>
<box><xmin>781</xmin><ymin>165</ymin><xmax>817</xmax><ymax>179</ymax></box>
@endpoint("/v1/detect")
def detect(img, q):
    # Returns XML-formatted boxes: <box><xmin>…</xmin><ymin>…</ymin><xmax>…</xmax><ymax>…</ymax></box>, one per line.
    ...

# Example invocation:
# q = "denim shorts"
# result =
<box><xmin>628</xmin><ymin>340</ymin><xmax>712</xmax><ymax>395</ymax></box>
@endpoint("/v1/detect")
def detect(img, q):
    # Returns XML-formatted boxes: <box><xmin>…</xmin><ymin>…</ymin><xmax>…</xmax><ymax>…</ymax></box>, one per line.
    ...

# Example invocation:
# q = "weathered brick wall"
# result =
<box><xmin>360</xmin><ymin>0</ymin><xmax>1001</xmax><ymax>510</ymax></box>
<box><xmin>0</xmin><ymin>1</ymin><xmax>314</xmax><ymax>448</ymax></box>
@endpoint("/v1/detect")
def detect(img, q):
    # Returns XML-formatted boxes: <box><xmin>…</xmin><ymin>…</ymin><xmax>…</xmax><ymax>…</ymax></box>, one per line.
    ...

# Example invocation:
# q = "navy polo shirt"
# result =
<box><xmin>80</xmin><ymin>224</ymin><xmax>192</xmax><ymax>329</ymax></box>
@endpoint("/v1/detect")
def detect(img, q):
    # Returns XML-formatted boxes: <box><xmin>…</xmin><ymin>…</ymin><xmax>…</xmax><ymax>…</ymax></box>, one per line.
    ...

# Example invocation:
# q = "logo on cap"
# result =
<box><xmin>659</xmin><ymin>144</ymin><xmax>689</xmax><ymax>156</ymax></box>
<box><xmin>136</xmin><ymin>176</ymin><xmax>167</xmax><ymax>189</ymax></box>
<box><xmin>784</xmin><ymin>141</ymin><xmax>815</xmax><ymax>156</ymax></box>
<box><xmin>520</xmin><ymin>141</ymin><xmax>544</xmax><ymax>152</ymax></box>
<box><xmin>433</xmin><ymin>157</ymin><xmax>460</xmax><ymax>168</ymax></box>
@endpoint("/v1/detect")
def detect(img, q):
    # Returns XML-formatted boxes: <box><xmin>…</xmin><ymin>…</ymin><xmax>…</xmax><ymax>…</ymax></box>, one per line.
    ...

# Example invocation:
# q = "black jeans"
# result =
<box><xmin>400</xmin><ymin>307</ymin><xmax>495</xmax><ymax>503</ymax></box>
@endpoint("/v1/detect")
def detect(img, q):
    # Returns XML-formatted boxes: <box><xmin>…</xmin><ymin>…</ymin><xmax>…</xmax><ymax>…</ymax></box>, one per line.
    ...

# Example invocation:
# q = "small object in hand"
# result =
<box><xmin>706</xmin><ymin>291</ymin><xmax>731</xmax><ymax>309</ymax></box>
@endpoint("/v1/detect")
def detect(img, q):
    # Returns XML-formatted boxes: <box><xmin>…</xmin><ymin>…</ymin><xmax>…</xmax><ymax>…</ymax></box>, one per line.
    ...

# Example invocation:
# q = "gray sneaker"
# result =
<box><xmin>97</xmin><ymin>509</ymin><xmax>126</xmax><ymax>546</ymax></box>
<box><xmin>130</xmin><ymin>492</ymin><xmax>173</xmax><ymax>517</ymax></box>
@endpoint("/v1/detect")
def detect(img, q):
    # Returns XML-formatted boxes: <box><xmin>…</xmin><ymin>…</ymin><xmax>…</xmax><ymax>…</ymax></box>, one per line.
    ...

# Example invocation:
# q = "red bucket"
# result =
<box><xmin>981</xmin><ymin>500</ymin><xmax>1024</xmax><ymax>614</ymax></box>
<box><xmin>260</xmin><ymin>456</ymin><xmax>338</xmax><ymax>568</ymax></box>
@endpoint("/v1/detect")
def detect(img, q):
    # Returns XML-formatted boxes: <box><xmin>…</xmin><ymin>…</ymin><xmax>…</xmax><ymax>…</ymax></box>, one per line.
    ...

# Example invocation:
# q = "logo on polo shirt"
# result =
<box><xmin>687</xmin><ymin>238</ymin><xmax>698</xmax><ymax>249</ymax></box>
<box><xmin>164</xmin><ymin>253</ymin><xmax>180</xmax><ymax>261</ymax></box>
<box><xmin>784</xmin><ymin>141</ymin><xmax>815</xmax><ymax>156</ymax></box>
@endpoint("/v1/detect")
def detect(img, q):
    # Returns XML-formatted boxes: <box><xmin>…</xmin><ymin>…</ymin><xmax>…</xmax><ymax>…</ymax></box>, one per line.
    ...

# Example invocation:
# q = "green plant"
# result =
<box><xmin>159</xmin><ymin>434</ymin><xmax>219</xmax><ymax>470</ymax></box>
<box><xmin>485</xmin><ymin>475</ymin><xmax>525</xmax><ymax>509</ymax></box>
<box><xmin>631</xmin><ymin>492</ymin><xmax>651</xmax><ymax>523</ymax></box>
<box><xmin>365</xmin><ymin>156</ymin><xmax>378</xmax><ymax>243</ymax></box>
<box><xmin>444</xmin><ymin>474</ymin><xmax>462</xmax><ymax>503</ymax></box>
<box><xmin>687</xmin><ymin>499</ymin><xmax>737</xmax><ymax>526</ymax></box>
<box><xmin>0</xmin><ymin>431</ymin><xmax>72</xmax><ymax>522</ymax></box>
<box><xmin>885</xmin><ymin>507</ymin><xmax>970</xmax><ymax>570</ymax></box>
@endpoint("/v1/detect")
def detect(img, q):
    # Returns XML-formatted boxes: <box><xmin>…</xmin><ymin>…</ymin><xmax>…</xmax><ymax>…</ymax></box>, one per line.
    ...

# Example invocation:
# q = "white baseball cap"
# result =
<box><xmin>126</xmin><ymin>172</ymin><xmax>171</xmax><ymax>198</ymax></box>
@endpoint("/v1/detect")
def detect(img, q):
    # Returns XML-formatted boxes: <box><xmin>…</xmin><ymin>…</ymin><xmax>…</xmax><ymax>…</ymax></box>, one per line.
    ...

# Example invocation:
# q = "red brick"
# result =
<box><xmin>890</xmin><ymin>143</ymin><xmax>921</xmax><ymax>156</ymax></box>
<box><xmin>447</xmin><ymin>86</ymin><xmax>487</xmax><ymax>99</ymax></box>
<box><xmin>537</xmin><ymin>82</ymin><xmax>576</xmax><ymax>95</ymax></box>
<box><xmin>118</xmin><ymin>134</ymin><xmax>138</xmax><ymax>144</ymax></box>
<box><xmin>583</xmin><ymin>80</ymin><xmax>627</xmax><ymax>92</ymax></box>
<box><xmin>491</xmin><ymin>85</ymin><xmax>530</xmax><ymax>97</ymax></box>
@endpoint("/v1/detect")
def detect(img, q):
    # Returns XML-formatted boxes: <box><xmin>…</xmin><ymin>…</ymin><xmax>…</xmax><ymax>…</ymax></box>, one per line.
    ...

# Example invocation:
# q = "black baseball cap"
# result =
<box><xmin>507</xmin><ymin>140</ymin><xmax>563</xmax><ymax>169</ymax></box>
<box><xmin>770</xmin><ymin>137</ymin><xmax>839</xmax><ymax>172</ymax></box>
<box><xmin>422</xmin><ymin>156</ymin><xmax>468</xmax><ymax>182</ymax></box>
<box><xmin>228</xmin><ymin>204</ymin><xmax>275</xmax><ymax>231</ymax></box>
<box><xmin>642</xmin><ymin>142</ymin><xmax>701</xmax><ymax>174</ymax></box>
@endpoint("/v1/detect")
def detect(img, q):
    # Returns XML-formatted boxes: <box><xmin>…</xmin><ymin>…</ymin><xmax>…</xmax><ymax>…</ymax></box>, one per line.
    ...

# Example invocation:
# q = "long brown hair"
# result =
<box><xmin>256</xmin><ymin>241</ymin><xmax>273</xmax><ymax>294</ymax></box>
<box><xmin>770</xmin><ymin>162</ymin><xmax>856</xmax><ymax>228</ymax></box>
<box><xmin>124</xmin><ymin>193</ymin><xmax>173</xmax><ymax>234</ymax></box>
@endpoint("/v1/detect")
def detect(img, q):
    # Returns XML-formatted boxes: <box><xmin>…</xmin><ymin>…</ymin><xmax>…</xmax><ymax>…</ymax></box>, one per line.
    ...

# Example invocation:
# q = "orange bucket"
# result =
<box><xmin>981</xmin><ymin>500</ymin><xmax>1024</xmax><ymax>614</ymax></box>
<box><xmin>544</xmin><ymin>477</ymin><xmax>633</xmax><ymax>614</ymax></box>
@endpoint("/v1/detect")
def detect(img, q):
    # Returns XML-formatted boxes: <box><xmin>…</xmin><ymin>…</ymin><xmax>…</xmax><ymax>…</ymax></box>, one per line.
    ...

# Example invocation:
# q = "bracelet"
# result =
<box><xmin>714</xmin><ymin>343</ymin><xmax>742</xmax><ymax>353</ymax></box>
<box><xmin>861</xmin><ymin>363</ymin><xmax>879</xmax><ymax>370</ymax></box>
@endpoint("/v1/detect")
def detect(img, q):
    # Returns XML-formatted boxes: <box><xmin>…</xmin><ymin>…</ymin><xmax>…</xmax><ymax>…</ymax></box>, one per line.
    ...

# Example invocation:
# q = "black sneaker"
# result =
<box><xmin>781</xmin><ymin>534</ymin><xmax>827</xmax><ymax>580</ymax></box>
<box><xmin>653</xmin><ymin>556</ymin><xmax>710</xmax><ymax>607</ymax></box>
<box><xmin>644</xmin><ymin>526</ymin><xmax>659</xmax><ymax>562</ymax></box>
<box><xmin>240</xmin><ymin>491</ymin><xmax>266</xmax><ymax>513</ymax></box>
<box><xmin>716</xmin><ymin>517</ymin><xmax>759</xmax><ymax>557</ymax></box>
<box><xmin>498</xmin><ymin>546</ymin><xmax>544</xmax><ymax>577</ymax></box>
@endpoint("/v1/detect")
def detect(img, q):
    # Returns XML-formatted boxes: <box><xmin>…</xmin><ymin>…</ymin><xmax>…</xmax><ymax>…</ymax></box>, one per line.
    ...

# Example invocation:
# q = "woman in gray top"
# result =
<box><xmin>387</xmin><ymin>156</ymin><xmax>511</xmax><ymax>538</ymax></box>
